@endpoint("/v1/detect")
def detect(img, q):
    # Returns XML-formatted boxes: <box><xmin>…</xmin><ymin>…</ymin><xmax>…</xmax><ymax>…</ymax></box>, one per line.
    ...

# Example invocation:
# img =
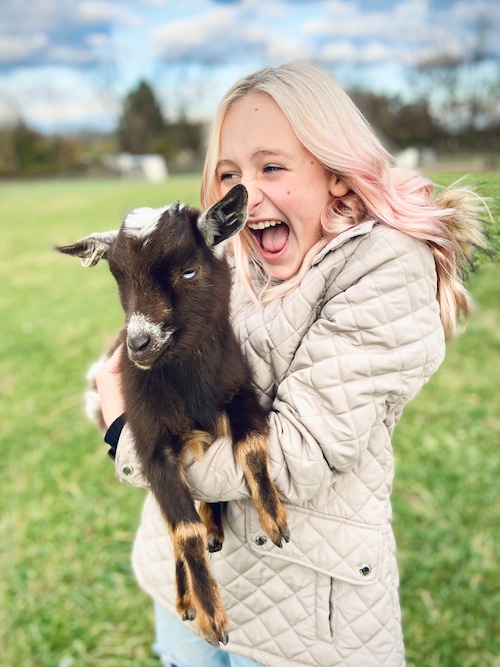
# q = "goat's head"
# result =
<box><xmin>57</xmin><ymin>184</ymin><xmax>248</xmax><ymax>369</ymax></box>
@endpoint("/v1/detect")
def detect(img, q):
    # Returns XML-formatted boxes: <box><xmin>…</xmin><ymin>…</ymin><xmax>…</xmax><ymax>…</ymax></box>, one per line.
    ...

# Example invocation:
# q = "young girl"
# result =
<box><xmin>96</xmin><ymin>64</ymin><xmax>486</xmax><ymax>667</ymax></box>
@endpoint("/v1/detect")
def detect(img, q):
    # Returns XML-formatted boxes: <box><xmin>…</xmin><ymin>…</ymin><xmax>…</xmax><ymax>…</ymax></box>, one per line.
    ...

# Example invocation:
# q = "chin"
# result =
<box><xmin>264</xmin><ymin>262</ymin><xmax>300</xmax><ymax>282</ymax></box>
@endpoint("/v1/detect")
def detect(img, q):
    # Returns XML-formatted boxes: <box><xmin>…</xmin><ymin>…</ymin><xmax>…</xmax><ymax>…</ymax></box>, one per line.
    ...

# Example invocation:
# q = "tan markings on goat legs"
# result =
<box><xmin>199</xmin><ymin>501</ymin><xmax>225</xmax><ymax>552</ymax></box>
<box><xmin>215</xmin><ymin>412</ymin><xmax>231</xmax><ymax>438</ymax></box>
<box><xmin>182</xmin><ymin>413</ymin><xmax>230</xmax><ymax>462</ymax></box>
<box><xmin>183</xmin><ymin>429</ymin><xmax>214</xmax><ymax>461</ymax></box>
<box><xmin>175</xmin><ymin>555</ymin><xmax>195</xmax><ymax>620</ymax></box>
<box><xmin>234</xmin><ymin>433</ymin><xmax>290</xmax><ymax>547</ymax></box>
<box><xmin>169</xmin><ymin>524</ymin><xmax>195</xmax><ymax>621</ymax></box>
<box><xmin>171</xmin><ymin>521</ymin><xmax>229</xmax><ymax>646</ymax></box>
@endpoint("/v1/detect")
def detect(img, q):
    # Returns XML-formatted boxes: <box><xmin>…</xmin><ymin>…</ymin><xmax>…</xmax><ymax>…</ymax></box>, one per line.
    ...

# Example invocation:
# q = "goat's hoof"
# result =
<box><xmin>206</xmin><ymin>636</ymin><xmax>218</xmax><ymax>647</ymax></box>
<box><xmin>205</xmin><ymin>630</ymin><xmax>229</xmax><ymax>647</ymax></box>
<box><xmin>182</xmin><ymin>607</ymin><xmax>196</xmax><ymax>622</ymax></box>
<box><xmin>207</xmin><ymin>534</ymin><xmax>224</xmax><ymax>553</ymax></box>
<box><xmin>270</xmin><ymin>521</ymin><xmax>290</xmax><ymax>548</ymax></box>
<box><xmin>281</xmin><ymin>523</ymin><xmax>291</xmax><ymax>543</ymax></box>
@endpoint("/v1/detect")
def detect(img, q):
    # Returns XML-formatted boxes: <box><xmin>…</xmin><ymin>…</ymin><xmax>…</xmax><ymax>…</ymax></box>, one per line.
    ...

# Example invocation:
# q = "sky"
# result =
<box><xmin>0</xmin><ymin>0</ymin><xmax>499</xmax><ymax>134</ymax></box>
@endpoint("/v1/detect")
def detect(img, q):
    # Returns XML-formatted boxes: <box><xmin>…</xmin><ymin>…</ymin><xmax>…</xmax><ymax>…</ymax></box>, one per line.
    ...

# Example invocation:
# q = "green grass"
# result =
<box><xmin>1</xmin><ymin>174</ymin><xmax>499</xmax><ymax>667</ymax></box>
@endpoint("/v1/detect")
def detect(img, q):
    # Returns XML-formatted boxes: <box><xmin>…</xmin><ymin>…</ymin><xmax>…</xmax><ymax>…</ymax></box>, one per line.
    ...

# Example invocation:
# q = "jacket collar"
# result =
<box><xmin>312</xmin><ymin>220</ymin><xmax>377</xmax><ymax>266</ymax></box>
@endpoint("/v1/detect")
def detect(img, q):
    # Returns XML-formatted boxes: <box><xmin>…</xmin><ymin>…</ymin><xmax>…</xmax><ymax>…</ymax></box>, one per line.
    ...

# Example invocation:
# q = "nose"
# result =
<box><xmin>241</xmin><ymin>179</ymin><xmax>264</xmax><ymax>216</ymax></box>
<box><xmin>127</xmin><ymin>333</ymin><xmax>150</xmax><ymax>353</ymax></box>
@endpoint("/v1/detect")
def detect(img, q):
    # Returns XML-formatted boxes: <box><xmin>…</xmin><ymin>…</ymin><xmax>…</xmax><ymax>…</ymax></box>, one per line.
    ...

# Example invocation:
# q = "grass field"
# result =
<box><xmin>1</xmin><ymin>174</ymin><xmax>499</xmax><ymax>667</ymax></box>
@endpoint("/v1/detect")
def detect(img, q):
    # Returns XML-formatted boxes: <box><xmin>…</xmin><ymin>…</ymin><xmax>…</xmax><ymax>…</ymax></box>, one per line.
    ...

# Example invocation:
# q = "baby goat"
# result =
<box><xmin>57</xmin><ymin>184</ymin><xmax>289</xmax><ymax>646</ymax></box>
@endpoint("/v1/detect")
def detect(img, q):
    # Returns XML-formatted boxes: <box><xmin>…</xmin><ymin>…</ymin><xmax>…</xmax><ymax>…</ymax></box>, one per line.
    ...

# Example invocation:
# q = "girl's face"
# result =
<box><xmin>216</xmin><ymin>92</ymin><xmax>345</xmax><ymax>281</ymax></box>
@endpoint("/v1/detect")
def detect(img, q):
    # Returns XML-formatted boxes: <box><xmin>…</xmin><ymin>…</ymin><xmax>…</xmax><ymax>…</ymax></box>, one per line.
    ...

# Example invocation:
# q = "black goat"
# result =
<box><xmin>57</xmin><ymin>184</ymin><xmax>289</xmax><ymax>646</ymax></box>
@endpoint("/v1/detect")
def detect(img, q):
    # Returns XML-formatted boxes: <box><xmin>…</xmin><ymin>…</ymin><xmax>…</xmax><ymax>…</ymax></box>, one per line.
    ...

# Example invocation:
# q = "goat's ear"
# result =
<box><xmin>55</xmin><ymin>231</ymin><xmax>118</xmax><ymax>267</ymax></box>
<box><xmin>197</xmin><ymin>184</ymin><xmax>248</xmax><ymax>248</ymax></box>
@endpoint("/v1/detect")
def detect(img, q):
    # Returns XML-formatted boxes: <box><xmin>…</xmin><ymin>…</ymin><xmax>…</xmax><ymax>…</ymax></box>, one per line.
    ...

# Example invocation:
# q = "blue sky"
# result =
<box><xmin>0</xmin><ymin>0</ymin><xmax>498</xmax><ymax>133</ymax></box>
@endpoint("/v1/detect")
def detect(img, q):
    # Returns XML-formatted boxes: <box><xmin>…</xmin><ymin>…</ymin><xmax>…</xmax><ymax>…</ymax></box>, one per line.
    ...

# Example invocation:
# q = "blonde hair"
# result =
<box><xmin>201</xmin><ymin>63</ymin><xmax>488</xmax><ymax>339</ymax></box>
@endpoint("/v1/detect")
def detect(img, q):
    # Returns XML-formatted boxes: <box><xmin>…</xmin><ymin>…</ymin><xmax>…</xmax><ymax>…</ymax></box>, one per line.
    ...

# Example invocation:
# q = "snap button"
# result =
<box><xmin>255</xmin><ymin>534</ymin><xmax>267</xmax><ymax>546</ymax></box>
<box><xmin>121</xmin><ymin>465</ymin><xmax>134</xmax><ymax>476</ymax></box>
<box><xmin>359</xmin><ymin>564</ymin><xmax>372</xmax><ymax>577</ymax></box>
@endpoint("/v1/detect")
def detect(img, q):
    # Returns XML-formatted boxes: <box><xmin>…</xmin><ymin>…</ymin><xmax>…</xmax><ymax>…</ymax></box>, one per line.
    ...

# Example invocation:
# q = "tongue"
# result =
<box><xmin>261</xmin><ymin>225</ymin><xmax>289</xmax><ymax>253</ymax></box>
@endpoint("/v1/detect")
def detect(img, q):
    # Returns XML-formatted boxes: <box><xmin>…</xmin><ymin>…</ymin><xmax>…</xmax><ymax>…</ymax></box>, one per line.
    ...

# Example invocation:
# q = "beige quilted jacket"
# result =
<box><xmin>114</xmin><ymin>221</ymin><xmax>445</xmax><ymax>667</ymax></box>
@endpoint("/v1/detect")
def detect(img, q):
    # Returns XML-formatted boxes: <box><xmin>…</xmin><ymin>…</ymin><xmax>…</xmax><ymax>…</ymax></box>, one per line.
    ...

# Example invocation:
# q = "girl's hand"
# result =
<box><xmin>95</xmin><ymin>345</ymin><xmax>125</xmax><ymax>428</ymax></box>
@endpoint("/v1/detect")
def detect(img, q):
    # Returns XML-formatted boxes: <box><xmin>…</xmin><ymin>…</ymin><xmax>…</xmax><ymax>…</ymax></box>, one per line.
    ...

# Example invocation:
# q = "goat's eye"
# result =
<box><xmin>181</xmin><ymin>268</ymin><xmax>198</xmax><ymax>280</ymax></box>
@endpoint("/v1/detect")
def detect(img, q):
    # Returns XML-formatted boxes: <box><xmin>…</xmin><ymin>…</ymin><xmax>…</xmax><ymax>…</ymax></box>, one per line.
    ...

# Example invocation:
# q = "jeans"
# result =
<box><xmin>153</xmin><ymin>604</ymin><xmax>263</xmax><ymax>667</ymax></box>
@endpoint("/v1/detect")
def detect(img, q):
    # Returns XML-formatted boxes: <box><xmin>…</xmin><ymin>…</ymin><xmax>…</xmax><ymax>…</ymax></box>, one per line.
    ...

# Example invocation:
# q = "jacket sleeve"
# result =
<box><xmin>113</xmin><ymin>424</ymin><xmax>252</xmax><ymax>499</ymax></box>
<box><xmin>267</xmin><ymin>235</ymin><xmax>445</xmax><ymax>499</ymax></box>
<box><xmin>114</xmin><ymin>226</ymin><xmax>445</xmax><ymax>503</ymax></box>
<box><xmin>114</xmin><ymin>424</ymin><xmax>149</xmax><ymax>489</ymax></box>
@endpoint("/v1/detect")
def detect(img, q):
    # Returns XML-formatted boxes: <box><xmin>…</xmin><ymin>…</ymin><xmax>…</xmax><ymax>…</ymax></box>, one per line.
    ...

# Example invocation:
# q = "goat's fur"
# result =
<box><xmin>57</xmin><ymin>185</ymin><xmax>289</xmax><ymax>645</ymax></box>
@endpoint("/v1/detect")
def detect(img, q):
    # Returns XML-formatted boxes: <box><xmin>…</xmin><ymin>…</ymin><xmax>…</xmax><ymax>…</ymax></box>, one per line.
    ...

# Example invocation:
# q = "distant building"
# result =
<box><xmin>374</xmin><ymin>129</ymin><xmax>437</xmax><ymax>169</ymax></box>
<box><xmin>102</xmin><ymin>153</ymin><xmax>168</xmax><ymax>182</ymax></box>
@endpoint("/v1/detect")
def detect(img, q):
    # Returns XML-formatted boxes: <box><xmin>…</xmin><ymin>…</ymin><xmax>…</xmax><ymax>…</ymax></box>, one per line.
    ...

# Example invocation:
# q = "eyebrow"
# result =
<box><xmin>216</xmin><ymin>149</ymin><xmax>294</xmax><ymax>171</ymax></box>
<box><xmin>253</xmin><ymin>149</ymin><xmax>293</xmax><ymax>161</ymax></box>
<box><xmin>216</xmin><ymin>159</ymin><xmax>237</xmax><ymax>171</ymax></box>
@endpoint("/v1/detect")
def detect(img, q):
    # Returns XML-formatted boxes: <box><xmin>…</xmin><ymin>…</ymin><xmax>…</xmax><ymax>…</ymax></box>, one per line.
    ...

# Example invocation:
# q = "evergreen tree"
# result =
<box><xmin>117</xmin><ymin>80</ymin><xmax>167</xmax><ymax>155</ymax></box>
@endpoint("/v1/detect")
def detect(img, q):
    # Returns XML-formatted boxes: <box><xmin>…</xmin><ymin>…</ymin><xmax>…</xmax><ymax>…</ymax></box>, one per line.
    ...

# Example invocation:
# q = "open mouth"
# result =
<box><xmin>247</xmin><ymin>220</ymin><xmax>290</xmax><ymax>256</ymax></box>
<box><xmin>128</xmin><ymin>347</ymin><xmax>164</xmax><ymax>370</ymax></box>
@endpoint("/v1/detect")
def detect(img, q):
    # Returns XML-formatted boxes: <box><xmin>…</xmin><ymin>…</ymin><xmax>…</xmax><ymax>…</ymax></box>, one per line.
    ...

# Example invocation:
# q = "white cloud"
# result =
<box><xmin>0</xmin><ymin>33</ymin><xmax>49</xmax><ymax>64</ymax></box>
<box><xmin>0</xmin><ymin>67</ymin><xmax>121</xmax><ymax>132</ymax></box>
<box><xmin>0</xmin><ymin>0</ymin><xmax>498</xmax><ymax>132</ymax></box>
<box><xmin>77</xmin><ymin>0</ymin><xmax>141</xmax><ymax>26</ymax></box>
<box><xmin>319</xmin><ymin>41</ymin><xmax>357</xmax><ymax>62</ymax></box>
<box><xmin>0</xmin><ymin>0</ymin><xmax>143</xmax><ymax>68</ymax></box>
<box><xmin>151</xmin><ymin>6</ymin><xmax>271</xmax><ymax>63</ymax></box>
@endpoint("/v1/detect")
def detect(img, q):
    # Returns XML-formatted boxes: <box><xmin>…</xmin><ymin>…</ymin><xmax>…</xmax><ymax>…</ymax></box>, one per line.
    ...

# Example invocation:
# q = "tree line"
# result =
<box><xmin>1</xmin><ymin>79</ymin><xmax>498</xmax><ymax>178</ymax></box>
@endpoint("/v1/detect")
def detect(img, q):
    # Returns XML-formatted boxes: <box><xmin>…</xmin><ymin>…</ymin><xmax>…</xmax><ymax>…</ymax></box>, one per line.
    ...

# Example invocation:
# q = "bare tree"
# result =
<box><xmin>414</xmin><ymin>10</ymin><xmax>500</xmax><ymax>131</ymax></box>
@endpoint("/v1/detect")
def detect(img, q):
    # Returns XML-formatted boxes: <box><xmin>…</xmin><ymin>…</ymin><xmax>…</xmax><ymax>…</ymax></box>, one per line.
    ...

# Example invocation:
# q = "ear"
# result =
<box><xmin>329</xmin><ymin>174</ymin><xmax>349</xmax><ymax>197</ymax></box>
<box><xmin>55</xmin><ymin>231</ymin><xmax>118</xmax><ymax>267</ymax></box>
<box><xmin>197</xmin><ymin>184</ymin><xmax>248</xmax><ymax>248</ymax></box>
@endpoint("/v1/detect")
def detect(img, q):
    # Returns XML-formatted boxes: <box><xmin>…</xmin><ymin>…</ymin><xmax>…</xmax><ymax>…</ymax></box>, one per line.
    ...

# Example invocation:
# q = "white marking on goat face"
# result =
<box><xmin>127</xmin><ymin>313</ymin><xmax>174</xmax><ymax>354</ymax></box>
<box><xmin>123</xmin><ymin>203</ymin><xmax>184</xmax><ymax>241</ymax></box>
<box><xmin>127</xmin><ymin>313</ymin><xmax>173</xmax><ymax>349</ymax></box>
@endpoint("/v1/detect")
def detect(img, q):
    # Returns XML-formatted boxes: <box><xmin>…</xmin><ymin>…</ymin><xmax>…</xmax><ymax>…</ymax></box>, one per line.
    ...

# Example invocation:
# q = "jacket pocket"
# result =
<box><xmin>243</xmin><ymin>503</ymin><xmax>382</xmax><ymax>644</ymax></box>
<box><xmin>246</xmin><ymin>503</ymin><xmax>382</xmax><ymax>586</ymax></box>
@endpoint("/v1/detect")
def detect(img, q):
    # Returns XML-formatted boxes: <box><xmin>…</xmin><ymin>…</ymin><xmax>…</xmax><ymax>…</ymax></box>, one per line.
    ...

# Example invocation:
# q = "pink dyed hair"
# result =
<box><xmin>200</xmin><ymin>63</ymin><xmax>487</xmax><ymax>339</ymax></box>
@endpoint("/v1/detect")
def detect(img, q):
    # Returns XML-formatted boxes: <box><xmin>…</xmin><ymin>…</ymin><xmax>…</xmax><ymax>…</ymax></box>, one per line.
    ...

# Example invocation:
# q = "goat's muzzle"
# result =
<box><xmin>127</xmin><ymin>340</ymin><xmax>158</xmax><ymax>369</ymax></box>
<box><xmin>126</xmin><ymin>335</ymin><xmax>166</xmax><ymax>369</ymax></box>
<box><xmin>126</xmin><ymin>314</ymin><xmax>173</xmax><ymax>369</ymax></box>
<box><xmin>127</xmin><ymin>338</ymin><xmax>153</xmax><ymax>369</ymax></box>
<box><xmin>128</xmin><ymin>333</ymin><xmax>151</xmax><ymax>354</ymax></box>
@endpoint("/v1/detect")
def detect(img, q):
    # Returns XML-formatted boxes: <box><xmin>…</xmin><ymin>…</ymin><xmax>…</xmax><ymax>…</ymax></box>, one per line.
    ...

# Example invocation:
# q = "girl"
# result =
<box><xmin>96</xmin><ymin>64</ymin><xmax>487</xmax><ymax>667</ymax></box>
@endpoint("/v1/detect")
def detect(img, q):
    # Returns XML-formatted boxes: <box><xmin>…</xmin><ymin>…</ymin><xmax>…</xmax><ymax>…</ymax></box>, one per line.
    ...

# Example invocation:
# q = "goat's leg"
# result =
<box><xmin>182</xmin><ymin>430</ymin><xmax>225</xmax><ymax>552</ymax></box>
<box><xmin>199</xmin><ymin>501</ymin><xmax>224</xmax><ymax>552</ymax></box>
<box><xmin>170</xmin><ymin>520</ymin><xmax>229</xmax><ymax>646</ymax></box>
<box><xmin>234</xmin><ymin>433</ymin><xmax>290</xmax><ymax>548</ymax></box>
<box><xmin>226</xmin><ymin>392</ymin><xmax>290</xmax><ymax>548</ymax></box>
<box><xmin>172</xmin><ymin>539</ymin><xmax>195</xmax><ymax>621</ymax></box>
<box><xmin>146</xmin><ymin>448</ymin><xmax>229</xmax><ymax>646</ymax></box>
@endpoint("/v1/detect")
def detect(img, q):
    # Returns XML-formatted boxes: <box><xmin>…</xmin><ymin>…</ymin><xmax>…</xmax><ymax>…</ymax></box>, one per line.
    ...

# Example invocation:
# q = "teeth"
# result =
<box><xmin>247</xmin><ymin>220</ymin><xmax>281</xmax><ymax>230</ymax></box>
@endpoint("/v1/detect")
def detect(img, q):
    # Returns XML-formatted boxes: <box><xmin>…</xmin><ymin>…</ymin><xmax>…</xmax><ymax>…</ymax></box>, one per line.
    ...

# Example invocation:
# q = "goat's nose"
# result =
<box><xmin>127</xmin><ymin>334</ymin><xmax>151</xmax><ymax>353</ymax></box>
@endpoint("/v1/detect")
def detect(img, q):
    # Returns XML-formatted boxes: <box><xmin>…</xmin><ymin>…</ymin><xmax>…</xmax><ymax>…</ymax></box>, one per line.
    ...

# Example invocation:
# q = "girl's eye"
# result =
<box><xmin>181</xmin><ymin>268</ymin><xmax>198</xmax><ymax>280</ymax></box>
<box><xmin>264</xmin><ymin>165</ymin><xmax>283</xmax><ymax>173</ymax></box>
<box><xmin>219</xmin><ymin>173</ymin><xmax>238</xmax><ymax>182</ymax></box>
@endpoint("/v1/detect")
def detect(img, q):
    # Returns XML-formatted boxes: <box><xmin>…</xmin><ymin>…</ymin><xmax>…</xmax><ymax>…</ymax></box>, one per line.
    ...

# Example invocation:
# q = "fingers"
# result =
<box><xmin>95</xmin><ymin>345</ymin><xmax>126</xmax><ymax>428</ymax></box>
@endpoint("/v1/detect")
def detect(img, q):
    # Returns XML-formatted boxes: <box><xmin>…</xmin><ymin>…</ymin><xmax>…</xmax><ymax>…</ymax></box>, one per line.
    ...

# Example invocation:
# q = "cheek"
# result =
<box><xmin>214</xmin><ymin>183</ymin><xmax>226</xmax><ymax>199</ymax></box>
<box><xmin>302</xmin><ymin>212</ymin><xmax>324</xmax><ymax>244</ymax></box>
<box><xmin>279</xmin><ymin>188</ymin><xmax>300</xmax><ymax>210</ymax></box>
